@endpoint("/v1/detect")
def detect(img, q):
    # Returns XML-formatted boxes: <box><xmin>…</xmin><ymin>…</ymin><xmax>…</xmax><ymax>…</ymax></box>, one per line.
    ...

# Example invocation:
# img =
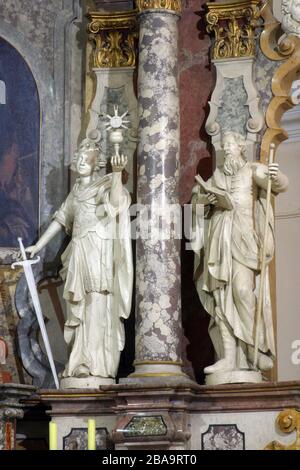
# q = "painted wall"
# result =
<box><xmin>179</xmin><ymin>0</ymin><xmax>215</xmax><ymax>381</ymax></box>
<box><xmin>0</xmin><ymin>38</ymin><xmax>39</xmax><ymax>248</ymax></box>
<box><xmin>0</xmin><ymin>0</ymin><xmax>84</xmax><ymax>385</ymax></box>
<box><xmin>275</xmin><ymin>113</ymin><xmax>300</xmax><ymax>381</ymax></box>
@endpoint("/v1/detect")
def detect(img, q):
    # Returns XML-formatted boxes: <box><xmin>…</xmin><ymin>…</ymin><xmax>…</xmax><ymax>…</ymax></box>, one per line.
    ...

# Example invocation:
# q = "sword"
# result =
<box><xmin>11</xmin><ymin>238</ymin><xmax>59</xmax><ymax>389</ymax></box>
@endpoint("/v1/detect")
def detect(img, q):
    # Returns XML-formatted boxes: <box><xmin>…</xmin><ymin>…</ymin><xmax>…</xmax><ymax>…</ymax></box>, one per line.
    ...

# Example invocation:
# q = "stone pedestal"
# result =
<box><xmin>39</xmin><ymin>388</ymin><xmax>117</xmax><ymax>450</ymax></box>
<box><xmin>39</xmin><ymin>380</ymin><xmax>300</xmax><ymax>450</ymax></box>
<box><xmin>60</xmin><ymin>376</ymin><xmax>115</xmax><ymax>389</ymax></box>
<box><xmin>0</xmin><ymin>383</ymin><xmax>35</xmax><ymax>450</ymax></box>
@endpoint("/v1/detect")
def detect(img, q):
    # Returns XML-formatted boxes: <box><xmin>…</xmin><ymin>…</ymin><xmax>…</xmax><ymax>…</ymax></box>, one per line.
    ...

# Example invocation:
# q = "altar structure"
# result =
<box><xmin>0</xmin><ymin>0</ymin><xmax>300</xmax><ymax>451</ymax></box>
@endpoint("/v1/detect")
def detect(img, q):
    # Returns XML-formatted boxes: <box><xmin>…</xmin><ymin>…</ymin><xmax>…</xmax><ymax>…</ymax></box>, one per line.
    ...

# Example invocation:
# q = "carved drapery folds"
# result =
<box><xmin>206</xmin><ymin>0</ymin><xmax>262</xmax><ymax>60</ymax></box>
<box><xmin>87</xmin><ymin>11</ymin><xmax>138</xmax><ymax>68</ymax></box>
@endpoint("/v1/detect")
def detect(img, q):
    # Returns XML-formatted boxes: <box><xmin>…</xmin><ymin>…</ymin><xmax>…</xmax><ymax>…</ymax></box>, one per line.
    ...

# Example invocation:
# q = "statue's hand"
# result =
<box><xmin>207</xmin><ymin>192</ymin><xmax>218</xmax><ymax>205</ymax></box>
<box><xmin>111</xmin><ymin>154</ymin><xmax>128</xmax><ymax>172</ymax></box>
<box><xmin>268</xmin><ymin>162</ymin><xmax>279</xmax><ymax>180</ymax></box>
<box><xmin>25</xmin><ymin>245</ymin><xmax>40</xmax><ymax>259</ymax></box>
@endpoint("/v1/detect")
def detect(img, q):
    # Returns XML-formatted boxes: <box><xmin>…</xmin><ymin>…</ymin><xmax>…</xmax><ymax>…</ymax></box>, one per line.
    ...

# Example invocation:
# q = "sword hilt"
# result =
<box><xmin>11</xmin><ymin>237</ymin><xmax>40</xmax><ymax>270</ymax></box>
<box><xmin>11</xmin><ymin>257</ymin><xmax>41</xmax><ymax>270</ymax></box>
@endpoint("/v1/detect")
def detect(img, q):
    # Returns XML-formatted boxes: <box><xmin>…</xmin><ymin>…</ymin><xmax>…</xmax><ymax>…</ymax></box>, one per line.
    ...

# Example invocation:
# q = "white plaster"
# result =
<box><xmin>275</xmin><ymin>139</ymin><xmax>300</xmax><ymax>381</ymax></box>
<box><xmin>189</xmin><ymin>411</ymin><xmax>297</xmax><ymax>450</ymax></box>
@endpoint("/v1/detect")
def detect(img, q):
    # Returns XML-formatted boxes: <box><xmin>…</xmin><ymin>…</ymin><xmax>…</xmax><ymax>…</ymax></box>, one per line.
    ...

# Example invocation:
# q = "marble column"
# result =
<box><xmin>132</xmin><ymin>1</ymin><xmax>184</xmax><ymax>379</ymax></box>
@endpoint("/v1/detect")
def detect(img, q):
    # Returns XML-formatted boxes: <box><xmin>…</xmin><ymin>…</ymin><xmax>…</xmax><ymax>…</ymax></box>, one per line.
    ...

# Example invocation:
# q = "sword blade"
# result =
<box><xmin>23</xmin><ymin>264</ymin><xmax>59</xmax><ymax>389</ymax></box>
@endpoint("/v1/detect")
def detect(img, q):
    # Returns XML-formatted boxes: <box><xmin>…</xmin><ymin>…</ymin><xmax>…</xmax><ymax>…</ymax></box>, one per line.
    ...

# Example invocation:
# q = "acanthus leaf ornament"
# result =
<box><xmin>136</xmin><ymin>0</ymin><xmax>182</xmax><ymax>14</ymax></box>
<box><xmin>87</xmin><ymin>11</ymin><xmax>138</xmax><ymax>69</ymax></box>
<box><xmin>206</xmin><ymin>0</ymin><xmax>263</xmax><ymax>60</ymax></box>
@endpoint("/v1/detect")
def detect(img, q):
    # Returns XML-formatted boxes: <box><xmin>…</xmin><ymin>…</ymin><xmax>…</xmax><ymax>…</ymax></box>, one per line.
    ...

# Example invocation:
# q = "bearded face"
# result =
<box><xmin>222</xmin><ymin>135</ymin><xmax>246</xmax><ymax>176</ymax></box>
<box><xmin>282</xmin><ymin>0</ymin><xmax>300</xmax><ymax>36</ymax></box>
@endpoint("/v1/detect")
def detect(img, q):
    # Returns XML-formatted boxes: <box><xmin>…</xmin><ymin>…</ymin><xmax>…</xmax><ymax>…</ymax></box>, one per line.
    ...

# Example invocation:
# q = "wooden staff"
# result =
<box><xmin>253</xmin><ymin>143</ymin><xmax>275</xmax><ymax>370</ymax></box>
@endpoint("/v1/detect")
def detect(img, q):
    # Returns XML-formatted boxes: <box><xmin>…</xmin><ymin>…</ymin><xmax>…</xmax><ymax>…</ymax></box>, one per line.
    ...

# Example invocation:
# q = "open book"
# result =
<box><xmin>195</xmin><ymin>174</ymin><xmax>233</xmax><ymax>210</ymax></box>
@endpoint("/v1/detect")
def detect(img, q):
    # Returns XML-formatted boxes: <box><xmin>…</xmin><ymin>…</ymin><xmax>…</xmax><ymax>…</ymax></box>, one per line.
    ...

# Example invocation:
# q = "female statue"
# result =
<box><xmin>26</xmin><ymin>136</ymin><xmax>133</xmax><ymax>388</ymax></box>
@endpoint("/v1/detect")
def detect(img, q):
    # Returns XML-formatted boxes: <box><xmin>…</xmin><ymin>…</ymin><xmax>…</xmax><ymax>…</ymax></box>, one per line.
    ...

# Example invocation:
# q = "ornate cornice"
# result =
<box><xmin>136</xmin><ymin>0</ymin><xmax>182</xmax><ymax>14</ymax></box>
<box><xmin>206</xmin><ymin>0</ymin><xmax>262</xmax><ymax>60</ymax></box>
<box><xmin>87</xmin><ymin>10</ymin><xmax>138</xmax><ymax>68</ymax></box>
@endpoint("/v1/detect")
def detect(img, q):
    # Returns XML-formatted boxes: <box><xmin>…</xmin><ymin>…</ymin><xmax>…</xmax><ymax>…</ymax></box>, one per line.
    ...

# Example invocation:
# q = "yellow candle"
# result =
<box><xmin>87</xmin><ymin>419</ymin><xmax>96</xmax><ymax>450</ymax></box>
<box><xmin>49</xmin><ymin>422</ymin><xmax>57</xmax><ymax>450</ymax></box>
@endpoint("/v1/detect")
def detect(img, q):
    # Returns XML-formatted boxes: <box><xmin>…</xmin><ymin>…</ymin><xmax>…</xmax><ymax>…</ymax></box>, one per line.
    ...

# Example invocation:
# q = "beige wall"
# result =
<box><xmin>275</xmin><ymin>124</ymin><xmax>300</xmax><ymax>380</ymax></box>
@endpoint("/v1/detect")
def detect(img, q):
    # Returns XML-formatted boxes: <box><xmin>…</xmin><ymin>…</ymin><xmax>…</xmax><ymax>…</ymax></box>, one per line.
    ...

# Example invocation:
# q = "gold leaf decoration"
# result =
<box><xmin>265</xmin><ymin>409</ymin><xmax>300</xmax><ymax>450</ymax></box>
<box><xmin>87</xmin><ymin>11</ymin><xmax>138</xmax><ymax>68</ymax></box>
<box><xmin>136</xmin><ymin>0</ymin><xmax>182</xmax><ymax>14</ymax></box>
<box><xmin>205</xmin><ymin>0</ymin><xmax>262</xmax><ymax>60</ymax></box>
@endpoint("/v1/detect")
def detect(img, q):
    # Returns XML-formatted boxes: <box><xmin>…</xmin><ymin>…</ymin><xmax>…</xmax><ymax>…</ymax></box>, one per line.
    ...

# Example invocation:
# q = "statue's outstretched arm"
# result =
<box><xmin>110</xmin><ymin>154</ymin><xmax>127</xmax><ymax>207</ymax></box>
<box><xmin>25</xmin><ymin>220</ymin><xmax>63</xmax><ymax>258</ymax></box>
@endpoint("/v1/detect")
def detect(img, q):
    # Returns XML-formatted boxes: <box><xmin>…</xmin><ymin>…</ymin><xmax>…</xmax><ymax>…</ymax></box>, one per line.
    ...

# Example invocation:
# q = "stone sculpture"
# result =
<box><xmin>191</xmin><ymin>132</ymin><xmax>289</xmax><ymax>385</ymax></box>
<box><xmin>26</xmin><ymin>126</ymin><xmax>133</xmax><ymax>388</ymax></box>
<box><xmin>282</xmin><ymin>0</ymin><xmax>300</xmax><ymax>37</ymax></box>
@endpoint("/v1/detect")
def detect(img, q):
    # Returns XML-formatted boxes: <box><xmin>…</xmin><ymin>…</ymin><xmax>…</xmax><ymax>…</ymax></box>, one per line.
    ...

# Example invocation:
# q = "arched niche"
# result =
<box><xmin>0</xmin><ymin>37</ymin><xmax>40</xmax><ymax>250</ymax></box>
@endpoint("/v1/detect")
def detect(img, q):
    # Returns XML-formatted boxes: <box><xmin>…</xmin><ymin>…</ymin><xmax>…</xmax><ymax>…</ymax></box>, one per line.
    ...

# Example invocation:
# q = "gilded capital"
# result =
<box><xmin>206</xmin><ymin>0</ymin><xmax>262</xmax><ymax>60</ymax></box>
<box><xmin>136</xmin><ymin>0</ymin><xmax>182</xmax><ymax>14</ymax></box>
<box><xmin>87</xmin><ymin>11</ymin><xmax>138</xmax><ymax>68</ymax></box>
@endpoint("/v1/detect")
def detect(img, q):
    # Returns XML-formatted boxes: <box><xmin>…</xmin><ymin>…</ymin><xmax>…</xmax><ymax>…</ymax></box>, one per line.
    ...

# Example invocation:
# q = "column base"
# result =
<box><xmin>205</xmin><ymin>370</ymin><xmax>262</xmax><ymax>386</ymax></box>
<box><xmin>126</xmin><ymin>361</ymin><xmax>189</xmax><ymax>381</ymax></box>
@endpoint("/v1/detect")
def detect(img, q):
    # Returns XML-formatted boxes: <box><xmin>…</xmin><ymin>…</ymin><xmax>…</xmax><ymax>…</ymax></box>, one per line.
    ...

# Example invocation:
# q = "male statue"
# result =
<box><xmin>282</xmin><ymin>0</ymin><xmax>300</xmax><ymax>37</ymax></box>
<box><xmin>192</xmin><ymin>132</ymin><xmax>289</xmax><ymax>384</ymax></box>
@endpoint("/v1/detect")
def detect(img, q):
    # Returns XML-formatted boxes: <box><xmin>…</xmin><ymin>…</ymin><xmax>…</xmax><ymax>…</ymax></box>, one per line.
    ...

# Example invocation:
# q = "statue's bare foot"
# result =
<box><xmin>247</xmin><ymin>347</ymin><xmax>273</xmax><ymax>371</ymax></box>
<box><xmin>73</xmin><ymin>365</ymin><xmax>90</xmax><ymax>378</ymax></box>
<box><xmin>204</xmin><ymin>358</ymin><xmax>235</xmax><ymax>375</ymax></box>
<box><xmin>255</xmin><ymin>354</ymin><xmax>273</xmax><ymax>371</ymax></box>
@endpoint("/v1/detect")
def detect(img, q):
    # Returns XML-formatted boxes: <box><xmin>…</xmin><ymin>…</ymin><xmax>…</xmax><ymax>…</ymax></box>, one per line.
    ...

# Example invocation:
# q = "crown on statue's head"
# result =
<box><xmin>72</xmin><ymin>129</ymin><xmax>106</xmax><ymax>171</ymax></box>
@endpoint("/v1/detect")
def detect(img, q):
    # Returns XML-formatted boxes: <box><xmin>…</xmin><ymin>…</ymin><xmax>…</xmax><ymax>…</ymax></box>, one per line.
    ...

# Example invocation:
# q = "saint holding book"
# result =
<box><xmin>191</xmin><ymin>132</ymin><xmax>289</xmax><ymax>384</ymax></box>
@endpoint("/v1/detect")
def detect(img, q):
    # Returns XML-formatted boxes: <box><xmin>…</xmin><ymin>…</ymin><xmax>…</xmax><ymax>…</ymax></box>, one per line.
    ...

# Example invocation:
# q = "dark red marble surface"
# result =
<box><xmin>179</xmin><ymin>1</ymin><xmax>215</xmax><ymax>382</ymax></box>
<box><xmin>179</xmin><ymin>0</ymin><xmax>214</xmax><ymax>205</ymax></box>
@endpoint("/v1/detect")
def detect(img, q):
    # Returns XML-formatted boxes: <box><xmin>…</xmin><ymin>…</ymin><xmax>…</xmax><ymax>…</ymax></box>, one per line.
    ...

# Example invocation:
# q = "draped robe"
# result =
<box><xmin>192</xmin><ymin>162</ymin><xmax>288</xmax><ymax>365</ymax></box>
<box><xmin>53</xmin><ymin>174</ymin><xmax>133</xmax><ymax>378</ymax></box>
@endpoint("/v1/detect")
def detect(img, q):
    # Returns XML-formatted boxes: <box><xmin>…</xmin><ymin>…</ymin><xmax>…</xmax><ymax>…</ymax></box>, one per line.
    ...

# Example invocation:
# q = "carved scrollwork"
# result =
<box><xmin>206</xmin><ymin>0</ymin><xmax>263</xmax><ymax>60</ymax></box>
<box><xmin>265</xmin><ymin>409</ymin><xmax>300</xmax><ymax>450</ymax></box>
<box><xmin>136</xmin><ymin>0</ymin><xmax>182</xmax><ymax>14</ymax></box>
<box><xmin>2</xmin><ymin>408</ymin><xmax>24</xmax><ymax>420</ymax></box>
<box><xmin>87</xmin><ymin>11</ymin><xmax>138</xmax><ymax>68</ymax></box>
<box><xmin>259</xmin><ymin>2</ymin><xmax>300</xmax><ymax>162</ymax></box>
